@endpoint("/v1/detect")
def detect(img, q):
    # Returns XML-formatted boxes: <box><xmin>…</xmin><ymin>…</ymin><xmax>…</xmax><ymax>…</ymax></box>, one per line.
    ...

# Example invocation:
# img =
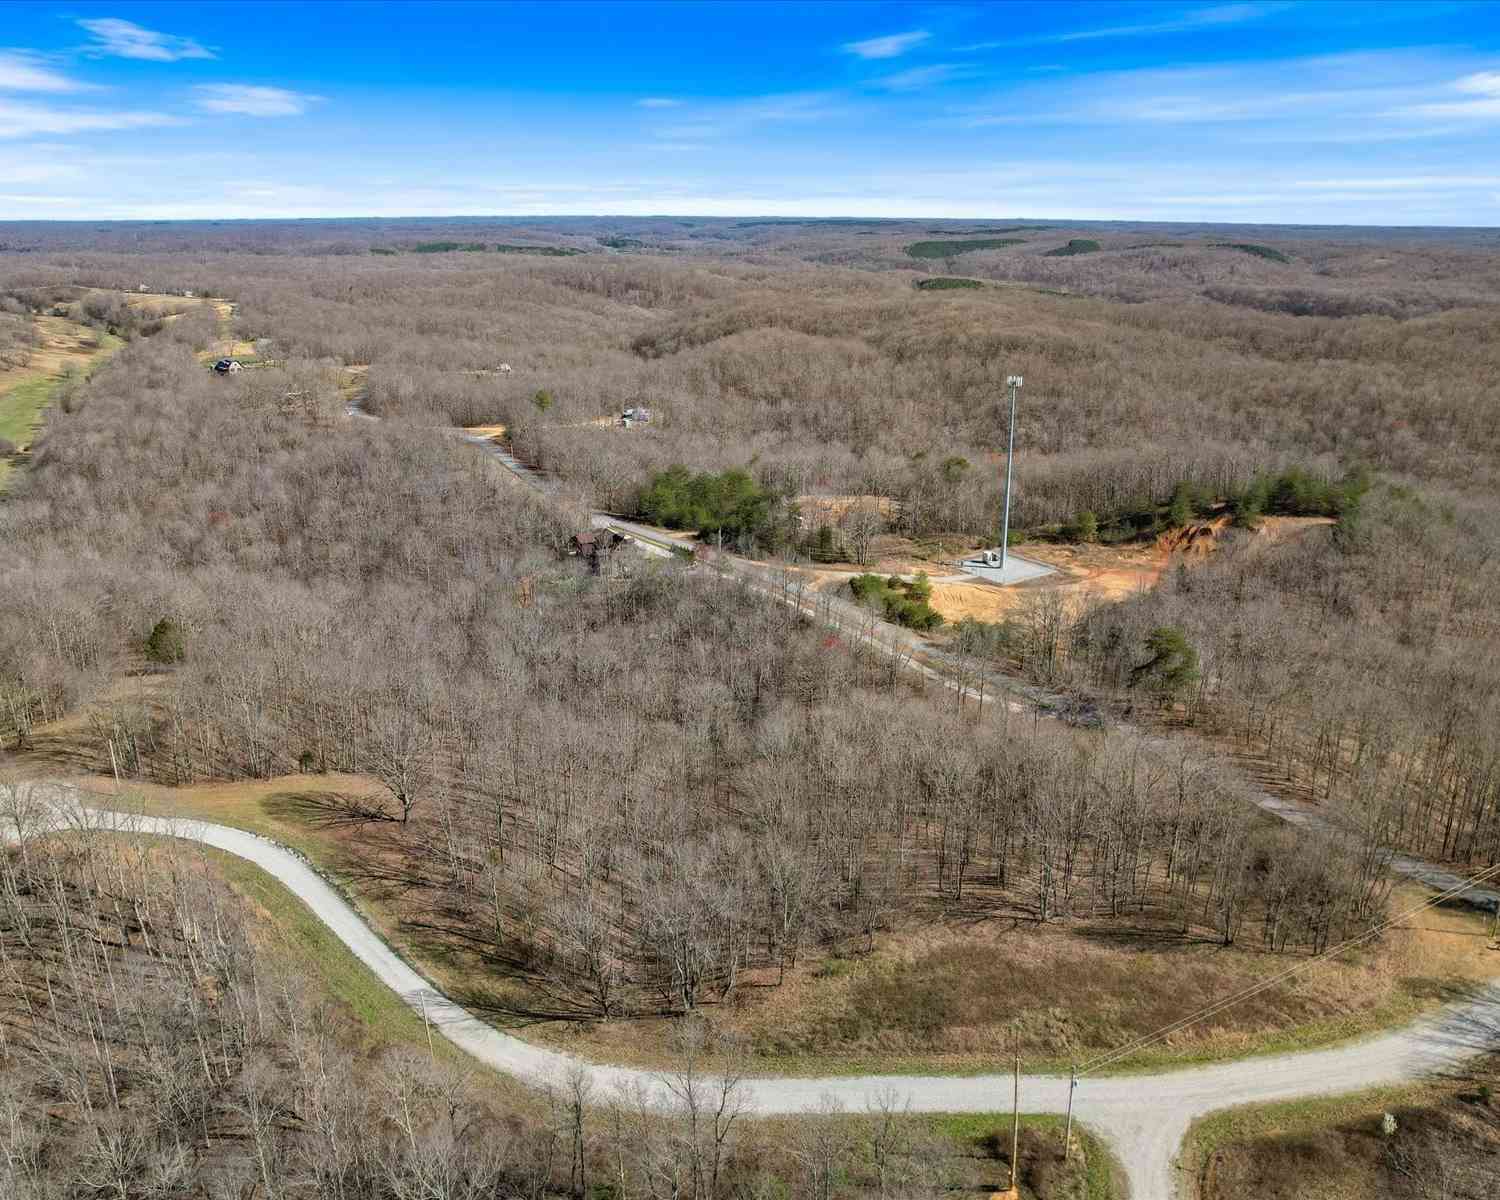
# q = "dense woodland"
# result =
<box><xmin>0</xmin><ymin>220</ymin><xmax>1498</xmax><ymax>1197</ymax></box>
<box><xmin>0</xmin><ymin>225</ymin><xmax>1439</xmax><ymax>1024</ymax></box>
<box><xmin>6</xmin><ymin>218</ymin><xmax>1486</xmax><ymax>884</ymax></box>
<box><xmin>0</xmin><ymin>315</ymin><xmax>1393</xmax><ymax>1024</ymax></box>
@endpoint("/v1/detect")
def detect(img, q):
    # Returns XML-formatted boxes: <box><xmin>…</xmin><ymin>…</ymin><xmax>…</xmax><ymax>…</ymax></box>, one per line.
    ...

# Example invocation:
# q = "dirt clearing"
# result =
<box><xmin>810</xmin><ymin>516</ymin><xmax>1338</xmax><ymax>627</ymax></box>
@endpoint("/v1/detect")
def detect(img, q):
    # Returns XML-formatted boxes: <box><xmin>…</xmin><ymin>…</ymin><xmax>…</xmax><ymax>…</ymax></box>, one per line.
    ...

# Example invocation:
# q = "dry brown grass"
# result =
<box><xmin>1188</xmin><ymin>1055</ymin><xmax>1500</xmax><ymax>1200</ymax></box>
<box><xmin>0</xmin><ymin>314</ymin><xmax>105</xmax><ymax>391</ymax></box>
<box><xmin>534</xmin><ymin>892</ymin><xmax>1494</xmax><ymax>1074</ymax></box>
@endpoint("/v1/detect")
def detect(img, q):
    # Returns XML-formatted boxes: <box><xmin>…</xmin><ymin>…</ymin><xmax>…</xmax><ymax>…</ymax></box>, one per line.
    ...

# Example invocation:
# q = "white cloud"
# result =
<box><xmin>0</xmin><ymin>52</ymin><xmax>86</xmax><ymax>93</ymax></box>
<box><xmin>874</xmin><ymin>64</ymin><xmax>967</xmax><ymax>92</ymax></box>
<box><xmin>1404</xmin><ymin>71</ymin><xmax>1500</xmax><ymax>118</ymax></box>
<box><xmin>0</xmin><ymin>99</ymin><xmax>179</xmax><ymax>138</ymax></box>
<box><xmin>0</xmin><ymin>155</ymin><xmax>80</xmax><ymax>184</ymax></box>
<box><xmin>843</xmin><ymin>31</ymin><xmax>930</xmax><ymax>60</ymax></box>
<box><xmin>652</xmin><ymin>91</ymin><xmax>847</xmax><ymax>142</ymax></box>
<box><xmin>194</xmin><ymin>85</ymin><xmax>322</xmax><ymax>116</ymax></box>
<box><xmin>965</xmin><ymin>4</ymin><xmax>1278</xmax><ymax>50</ymax></box>
<box><xmin>1459</xmin><ymin>71</ymin><xmax>1500</xmax><ymax>95</ymax></box>
<box><xmin>0</xmin><ymin>192</ymin><xmax>90</xmax><ymax>207</ymax></box>
<box><xmin>79</xmin><ymin>18</ymin><xmax>215</xmax><ymax>62</ymax></box>
<box><xmin>1289</xmin><ymin>174</ymin><xmax>1500</xmax><ymax>191</ymax></box>
<box><xmin>637</xmin><ymin>97</ymin><xmax>682</xmax><ymax>108</ymax></box>
<box><xmin>957</xmin><ymin>52</ymin><xmax>1475</xmax><ymax>131</ymax></box>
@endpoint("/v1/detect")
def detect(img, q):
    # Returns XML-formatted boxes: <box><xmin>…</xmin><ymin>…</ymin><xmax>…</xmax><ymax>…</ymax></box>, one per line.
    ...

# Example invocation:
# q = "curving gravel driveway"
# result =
<box><xmin>10</xmin><ymin>783</ymin><xmax>1499</xmax><ymax>1200</ymax></box>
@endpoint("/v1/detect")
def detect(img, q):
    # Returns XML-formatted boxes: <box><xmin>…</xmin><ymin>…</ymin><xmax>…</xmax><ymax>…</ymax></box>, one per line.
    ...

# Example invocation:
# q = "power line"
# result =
<box><xmin>1079</xmin><ymin>860</ymin><xmax>1500</xmax><ymax>1077</ymax></box>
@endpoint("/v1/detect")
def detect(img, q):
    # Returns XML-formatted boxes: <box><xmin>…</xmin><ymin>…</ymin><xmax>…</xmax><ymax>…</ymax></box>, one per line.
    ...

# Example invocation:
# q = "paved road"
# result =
<box><xmin>11</xmin><ymin>783</ymin><xmax>1498</xmax><ymax>1200</ymax></box>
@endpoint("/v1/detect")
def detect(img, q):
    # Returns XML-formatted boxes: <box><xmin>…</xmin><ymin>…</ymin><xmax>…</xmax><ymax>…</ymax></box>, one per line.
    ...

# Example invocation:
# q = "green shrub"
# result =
<box><xmin>914</xmin><ymin>276</ymin><xmax>983</xmax><ymax>290</ymax></box>
<box><xmin>1211</xmin><ymin>242</ymin><xmax>1290</xmax><ymax>263</ymax></box>
<box><xmin>807</xmin><ymin>523</ymin><xmax>843</xmax><ymax>563</ymax></box>
<box><xmin>940</xmin><ymin>455</ymin><xmax>971</xmax><ymax>484</ymax></box>
<box><xmin>953</xmin><ymin>616</ymin><xmax>1018</xmax><ymax>658</ymax></box>
<box><xmin>145</xmin><ymin>617</ymin><xmax>185</xmax><ymax>664</ymax></box>
<box><xmin>494</xmin><ymin>244</ymin><xmax>582</xmax><ymax>256</ymax></box>
<box><xmin>411</xmin><ymin>241</ymin><xmax>488</xmax><ymax>253</ymax></box>
<box><xmin>848</xmin><ymin>572</ymin><xmax>944</xmax><ymax>631</ymax></box>
<box><xmin>1129</xmin><ymin>626</ymin><xmax>1199</xmax><ymax>699</ymax></box>
<box><xmin>640</xmin><ymin>465</ymin><xmax>787</xmax><ymax>551</ymax></box>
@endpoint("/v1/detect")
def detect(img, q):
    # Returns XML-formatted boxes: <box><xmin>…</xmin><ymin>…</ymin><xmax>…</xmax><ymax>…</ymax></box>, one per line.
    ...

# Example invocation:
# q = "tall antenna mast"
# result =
<box><xmin>1000</xmin><ymin>375</ymin><xmax>1022</xmax><ymax>569</ymax></box>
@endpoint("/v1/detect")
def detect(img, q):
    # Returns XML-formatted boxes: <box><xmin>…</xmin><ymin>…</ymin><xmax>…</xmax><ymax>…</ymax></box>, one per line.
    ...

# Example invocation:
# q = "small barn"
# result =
<box><xmin>212</xmin><ymin>359</ymin><xmax>243</xmax><ymax>374</ymax></box>
<box><xmin>570</xmin><ymin>529</ymin><xmax>633</xmax><ymax>575</ymax></box>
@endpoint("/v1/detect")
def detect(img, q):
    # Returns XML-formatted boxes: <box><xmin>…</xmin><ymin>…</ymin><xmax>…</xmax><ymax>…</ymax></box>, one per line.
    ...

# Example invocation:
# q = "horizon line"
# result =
<box><xmin>2</xmin><ymin>212</ymin><xmax>1498</xmax><ymax>231</ymax></box>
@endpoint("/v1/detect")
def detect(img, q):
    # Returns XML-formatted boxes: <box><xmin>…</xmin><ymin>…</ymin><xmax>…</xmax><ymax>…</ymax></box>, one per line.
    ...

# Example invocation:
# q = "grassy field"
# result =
<box><xmin>0</xmin><ymin>374</ymin><xmax>59</xmax><ymax>446</ymax></box>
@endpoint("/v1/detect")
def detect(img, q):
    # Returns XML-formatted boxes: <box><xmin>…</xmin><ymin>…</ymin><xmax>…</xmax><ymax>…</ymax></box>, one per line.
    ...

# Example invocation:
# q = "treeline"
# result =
<box><xmin>7</xmin><ymin>247</ymin><xmax>1498</xmax><ymax>548</ymax></box>
<box><xmin>1044</xmin><ymin>466</ymin><xmax>1370</xmax><ymax>546</ymax></box>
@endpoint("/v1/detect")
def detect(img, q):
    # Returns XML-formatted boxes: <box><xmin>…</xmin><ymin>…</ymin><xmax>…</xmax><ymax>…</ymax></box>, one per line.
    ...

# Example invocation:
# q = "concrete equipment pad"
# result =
<box><xmin>958</xmin><ymin>553</ymin><xmax>1056</xmax><ymax>586</ymax></box>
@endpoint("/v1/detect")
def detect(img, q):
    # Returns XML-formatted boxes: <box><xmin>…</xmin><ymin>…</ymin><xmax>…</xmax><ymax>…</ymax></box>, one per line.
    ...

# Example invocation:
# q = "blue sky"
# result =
<box><xmin>2</xmin><ymin>1</ymin><xmax>1498</xmax><ymax>224</ymax></box>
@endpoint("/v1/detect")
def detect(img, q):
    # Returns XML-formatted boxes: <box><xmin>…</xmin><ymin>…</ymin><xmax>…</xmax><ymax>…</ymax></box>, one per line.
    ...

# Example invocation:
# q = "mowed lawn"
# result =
<box><xmin>0</xmin><ymin>326</ymin><xmax>121</xmax><ymax>489</ymax></box>
<box><xmin>0</xmin><ymin>375</ymin><xmax>57</xmax><ymax>446</ymax></box>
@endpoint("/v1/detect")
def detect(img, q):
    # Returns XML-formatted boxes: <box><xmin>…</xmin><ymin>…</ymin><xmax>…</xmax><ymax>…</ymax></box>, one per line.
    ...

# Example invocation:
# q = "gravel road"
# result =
<box><xmin>14</xmin><ymin>784</ymin><xmax>1499</xmax><ymax>1200</ymax></box>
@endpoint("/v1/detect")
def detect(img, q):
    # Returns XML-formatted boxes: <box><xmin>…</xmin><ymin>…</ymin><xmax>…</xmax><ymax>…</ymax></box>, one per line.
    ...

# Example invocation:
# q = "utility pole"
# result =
<box><xmin>1000</xmin><ymin>375</ymin><xmax>1023</xmax><ymax>569</ymax></box>
<box><xmin>1009</xmin><ymin>1041</ymin><xmax>1021</xmax><ymax>1193</ymax></box>
<box><xmin>1064</xmin><ymin>1065</ymin><xmax>1078</xmax><ymax>1162</ymax></box>
<box><xmin>420</xmin><ymin>991</ymin><xmax>434</xmax><ymax>1061</ymax></box>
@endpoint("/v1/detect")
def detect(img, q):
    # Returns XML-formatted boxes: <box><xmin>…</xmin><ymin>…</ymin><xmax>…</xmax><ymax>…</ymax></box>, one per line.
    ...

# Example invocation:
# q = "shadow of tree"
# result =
<box><xmin>264</xmin><ymin>788</ymin><xmax>392</xmax><ymax>827</ymax></box>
